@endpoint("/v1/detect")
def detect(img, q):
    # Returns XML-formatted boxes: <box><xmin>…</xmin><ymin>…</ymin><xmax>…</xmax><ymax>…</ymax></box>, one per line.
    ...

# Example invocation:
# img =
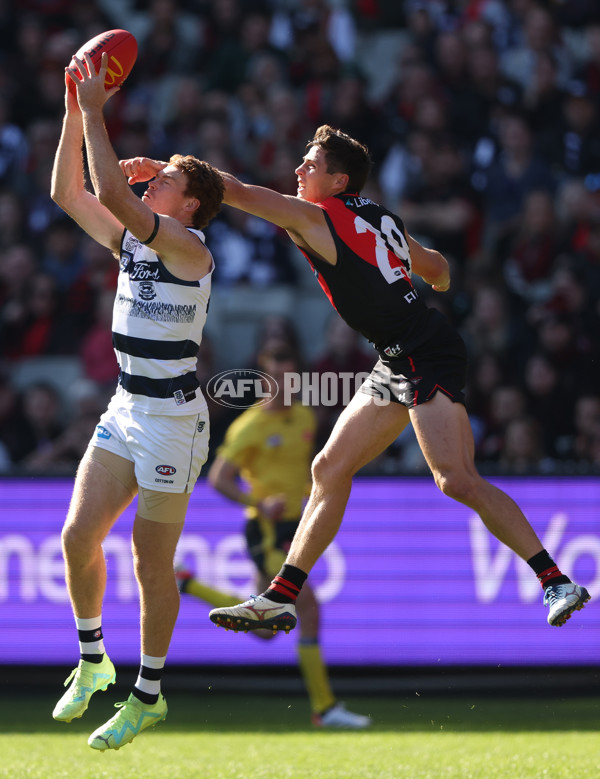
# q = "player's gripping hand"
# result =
<box><xmin>120</xmin><ymin>157</ymin><xmax>167</xmax><ymax>185</ymax></box>
<box><xmin>68</xmin><ymin>52</ymin><xmax>120</xmax><ymax>112</ymax></box>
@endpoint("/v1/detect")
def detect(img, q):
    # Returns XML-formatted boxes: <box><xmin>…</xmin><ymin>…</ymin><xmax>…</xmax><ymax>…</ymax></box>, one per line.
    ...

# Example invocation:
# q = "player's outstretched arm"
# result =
<box><xmin>216</xmin><ymin>172</ymin><xmax>313</xmax><ymax>229</ymax></box>
<box><xmin>407</xmin><ymin>234</ymin><xmax>450</xmax><ymax>292</ymax></box>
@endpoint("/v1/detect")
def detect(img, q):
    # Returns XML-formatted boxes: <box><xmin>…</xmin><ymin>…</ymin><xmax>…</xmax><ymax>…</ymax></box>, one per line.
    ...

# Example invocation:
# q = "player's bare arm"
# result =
<box><xmin>121</xmin><ymin>158</ymin><xmax>340</xmax><ymax>267</ymax></box>
<box><xmin>216</xmin><ymin>172</ymin><xmax>338</xmax><ymax>262</ymax></box>
<box><xmin>51</xmin><ymin>70</ymin><xmax>123</xmax><ymax>253</ymax></box>
<box><xmin>70</xmin><ymin>54</ymin><xmax>212</xmax><ymax>279</ymax></box>
<box><xmin>407</xmin><ymin>234</ymin><xmax>450</xmax><ymax>292</ymax></box>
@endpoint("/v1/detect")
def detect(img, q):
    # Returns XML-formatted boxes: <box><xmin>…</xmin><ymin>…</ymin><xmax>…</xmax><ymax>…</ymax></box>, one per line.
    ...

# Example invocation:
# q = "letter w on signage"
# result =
<box><xmin>470</xmin><ymin>513</ymin><xmax>568</xmax><ymax>602</ymax></box>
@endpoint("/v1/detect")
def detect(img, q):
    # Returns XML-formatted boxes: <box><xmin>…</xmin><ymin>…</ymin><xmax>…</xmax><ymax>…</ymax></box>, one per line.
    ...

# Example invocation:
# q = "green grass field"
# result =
<box><xmin>1</xmin><ymin>691</ymin><xmax>598</xmax><ymax>779</ymax></box>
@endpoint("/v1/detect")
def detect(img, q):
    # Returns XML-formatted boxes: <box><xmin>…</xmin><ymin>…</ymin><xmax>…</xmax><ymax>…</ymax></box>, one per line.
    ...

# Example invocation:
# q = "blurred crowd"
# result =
<box><xmin>0</xmin><ymin>0</ymin><xmax>599</xmax><ymax>476</ymax></box>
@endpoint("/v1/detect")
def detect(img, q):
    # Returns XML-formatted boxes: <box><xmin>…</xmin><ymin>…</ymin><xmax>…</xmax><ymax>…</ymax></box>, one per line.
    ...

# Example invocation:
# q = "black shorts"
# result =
<box><xmin>359</xmin><ymin>330</ymin><xmax>467</xmax><ymax>408</ymax></box>
<box><xmin>245</xmin><ymin>517</ymin><xmax>300</xmax><ymax>577</ymax></box>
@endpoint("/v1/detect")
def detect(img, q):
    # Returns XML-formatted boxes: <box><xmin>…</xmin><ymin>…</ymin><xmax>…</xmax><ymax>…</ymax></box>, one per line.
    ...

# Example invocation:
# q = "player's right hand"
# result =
<box><xmin>119</xmin><ymin>157</ymin><xmax>167</xmax><ymax>185</ymax></box>
<box><xmin>257</xmin><ymin>494</ymin><xmax>287</xmax><ymax>521</ymax></box>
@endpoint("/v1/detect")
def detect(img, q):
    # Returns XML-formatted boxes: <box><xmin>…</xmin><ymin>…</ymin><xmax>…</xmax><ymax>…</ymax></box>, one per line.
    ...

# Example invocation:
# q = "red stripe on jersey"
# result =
<box><xmin>303</xmin><ymin>255</ymin><xmax>338</xmax><ymax>311</ymax></box>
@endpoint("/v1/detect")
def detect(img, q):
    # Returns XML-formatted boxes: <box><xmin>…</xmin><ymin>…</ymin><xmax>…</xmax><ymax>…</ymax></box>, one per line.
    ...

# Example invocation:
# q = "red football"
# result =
<box><xmin>67</xmin><ymin>29</ymin><xmax>137</xmax><ymax>94</ymax></box>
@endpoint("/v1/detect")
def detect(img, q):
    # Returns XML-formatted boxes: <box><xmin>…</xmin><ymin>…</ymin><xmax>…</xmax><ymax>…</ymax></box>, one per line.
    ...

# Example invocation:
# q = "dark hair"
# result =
<box><xmin>306</xmin><ymin>125</ymin><xmax>372</xmax><ymax>194</ymax></box>
<box><xmin>169</xmin><ymin>154</ymin><xmax>225</xmax><ymax>229</ymax></box>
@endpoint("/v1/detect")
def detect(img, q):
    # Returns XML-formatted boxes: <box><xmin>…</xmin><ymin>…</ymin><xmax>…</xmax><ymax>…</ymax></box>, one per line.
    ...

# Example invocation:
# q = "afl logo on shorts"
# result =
<box><xmin>156</xmin><ymin>464</ymin><xmax>176</xmax><ymax>476</ymax></box>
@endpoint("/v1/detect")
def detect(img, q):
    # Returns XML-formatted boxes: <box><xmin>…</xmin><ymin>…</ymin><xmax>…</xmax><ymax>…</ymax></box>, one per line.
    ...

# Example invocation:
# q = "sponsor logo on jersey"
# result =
<box><xmin>96</xmin><ymin>425</ymin><xmax>112</xmax><ymax>439</ymax></box>
<box><xmin>129</xmin><ymin>262</ymin><xmax>160</xmax><ymax>281</ymax></box>
<box><xmin>115</xmin><ymin>294</ymin><xmax>197</xmax><ymax>323</ymax></box>
<box><xmin>345</xmin><ymin>196</ymin><xmax>374</xmax><ymax>208</ymax></box>
<box><xmin>156</xmin><ymin>464</ymin><xmax>177</xmax><ymax>476</ymax></box>
<box><xmin>138</xmin><ymin>280</ymin><xmax>156</xmax><ymax>300</ymax></box>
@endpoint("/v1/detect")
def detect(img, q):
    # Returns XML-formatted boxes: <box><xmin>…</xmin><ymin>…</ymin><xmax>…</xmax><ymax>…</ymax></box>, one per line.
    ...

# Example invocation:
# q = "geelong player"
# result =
<box><xmin>50</xmin><ymin>53</ymin><xmax>223</xmax><ymax>750</ymax></box>
<box><xmin>124</xmin><ymin>125</ymin><xmax>590</xmax><ymax>639</ymax></box>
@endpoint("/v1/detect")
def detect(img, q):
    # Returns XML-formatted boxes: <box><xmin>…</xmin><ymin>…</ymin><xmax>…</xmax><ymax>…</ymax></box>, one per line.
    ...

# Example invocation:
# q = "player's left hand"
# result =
<box><xmin>68</xmin><ymin>52</ymin><xmax>119</xmax><ymax>111</ymax></box>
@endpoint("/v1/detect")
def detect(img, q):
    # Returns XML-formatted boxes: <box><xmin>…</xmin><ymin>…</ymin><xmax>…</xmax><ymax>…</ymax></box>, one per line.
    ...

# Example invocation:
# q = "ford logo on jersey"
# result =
<box><xmin>156</xmin><ymin>464</ymin><xmax>177</xmax><ymax>476</ymax></box>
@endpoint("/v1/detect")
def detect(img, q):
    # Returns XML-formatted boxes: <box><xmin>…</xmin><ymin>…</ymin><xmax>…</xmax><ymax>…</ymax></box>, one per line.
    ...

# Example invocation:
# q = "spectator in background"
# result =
<box><xmin>479</xmin><ymin>383</ymin><xmax>528</xmax><ymax>463</ymax></box>
<box><xmin>1</xmin><ymin>271</ymin><xmax>71</xmax><ymax>360</ymax></box>
<box><xmin>0</xmin><ymin>370</ymin><xmax>31</xmax><ymax>466</ymax></box>
<box><xmin>500</xmin><ymin>4</ymin><xmax>573</xmax><ymax>92</ymax></box>
<box><xmin>40</xmin><ymin>216</ymin><xmax>85</xmax><ymax>292</ymax></box>
<box><xmin>400</xmin><ymin>137</ymin><xmax>480</xmax><ymax>262</ymax></box>
<box><xmin>0</xmin><ymin>189</ymin><xmax>28</xmax><ymax>250</ymax></box>
<box><xmin>460</xmin><ymin>282</ymin><xmax>530</xmax><ymax>366</ymax></box>
<box><xmin>539</xmin><ymin>79</ymin><xmax>600</xmax><ymax>178</ymax></box>
<box><xmin>532</xmin><ymin>310</ymin><xmax>590</xmax><ymax>399</ymax></box>
<box><xmin>462</xmin><ymin>43</ymin><xmax>522</xmax><ymax>150</ymax></box>
<box><xmin>464</xmin><ymin>351</ymin><xmax>507</xmax><ymax>446</ymax></box>
<box><xmin>523</xmin><ymin>51</ymin><xmax>565</xmax><ymax>143</ymax></box>
<box><xmin>207</xmin><ymin>208</ymin><xmax>297</xmax><ymax>288</ymax></box>
<box><xmin>0</xmin><ymin>94</ymin><xmax>29</xmax><ymax>197</ymax></box>
<box><xmin>565</xmin><ymin>394</ymin><xmax>600</xmax><ymax>465</ymax></box>
<box><xmin>126</xmin><ymin>0</ymin><xmax>201</xmax><ymax>82</ymax></box>
<box><xmin>24</xmin><ymin>117</ymin><xmax>64</xmax><ymax>237</ymax></box>
<box><xmin>204</xmin><ymin>8</ymin><xmax>287</xmax><ymax>95</ymax></box>
<box><xmin>498</xmin><ymin>189</ymin><xmax>558</xmax><ymax>306</ymax></box>
<box><xmin>16</xmin><ymin>380</ymin><xmax>64</xmax><ymax>467</ymax></box>
<box><xmin>523</xmin><ymin>351</ymin><xmax>572</xmax><ymax>459</ymax></box>
<box><xmin>0</xmin><ymin>242</ymin><xmax>37</xmax><ymax>316</ymax></box>
<box><xmin>575</xmin><ymin>20</ymin><xmax>600</xmax><ymax>99</ymax></box>
<box><xmin>478</xmin><ymin>111</ymin><xmax>556</xmax><ymax>252</ymax></box>
<box><xmin>498</xmin><ymin>415</ymin><xmax>548</xmax><ymax>474</ymax></box>
<box><xmin>21</xmin><ymin>380</ymin><xmax>106</xmax><ymax>476</ymax></box>
<box><xmin>79</xmin><ymin>288</ymin><xmax>118</xmax><ymax>389</ymax></box>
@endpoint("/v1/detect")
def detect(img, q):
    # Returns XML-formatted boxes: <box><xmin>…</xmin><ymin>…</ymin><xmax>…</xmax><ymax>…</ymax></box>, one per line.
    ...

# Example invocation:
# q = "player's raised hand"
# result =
<box><xmin>68</xmin><ymin>52</ymin><xmax>120</xmax><ymax>111</ymax></box>
<box><xmin>120</xmin><ymin>157</ymin><xmax>167</xmax><ymax>185</ymax></box>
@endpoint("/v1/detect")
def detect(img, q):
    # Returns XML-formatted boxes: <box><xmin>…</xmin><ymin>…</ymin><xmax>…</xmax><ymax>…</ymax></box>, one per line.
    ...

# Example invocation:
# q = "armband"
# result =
<box><xmin>142</xmin><ymin>212</ymin><xmax>160</xmax><ymax>245</ymax></box>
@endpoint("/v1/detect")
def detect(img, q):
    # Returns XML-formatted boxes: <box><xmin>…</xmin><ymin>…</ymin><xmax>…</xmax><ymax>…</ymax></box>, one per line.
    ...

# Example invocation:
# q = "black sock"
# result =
<box><xmin>527</xmin><ymin>550</ymin><xmax>570</xmax><ymax>588</ymax></box>
<box><xmin>132</xmin><ymin>687</ymin><xmax>159</xmax><ymax>705</ymax></box>
<box><xmin>263</xmin><ymin>564</ymin><xmax>308</xmax><ymax>604</ymax></box>
<box><xmin>78</xmin><ymin>627</ymin><xmax>105</xmax><ymax>663</ymax></box>
<box><xmin>132</xmin><ymin>661</ymin><xmax>163</xmax><ymax>705</ymax></box>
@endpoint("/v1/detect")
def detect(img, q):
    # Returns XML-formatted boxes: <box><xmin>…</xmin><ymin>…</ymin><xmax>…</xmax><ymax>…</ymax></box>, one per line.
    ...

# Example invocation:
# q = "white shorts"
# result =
<box><xmin>90</xmin><ymin>398</ymin><xmax>210</xmax><ymax>493</ymax></box>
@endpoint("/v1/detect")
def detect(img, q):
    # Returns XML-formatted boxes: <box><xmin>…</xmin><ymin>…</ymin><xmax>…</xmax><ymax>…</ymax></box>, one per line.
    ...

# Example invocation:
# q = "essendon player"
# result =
<box><xmin>123</xmin><ymin>127</ymin><xmax>590</xmax><ymax>631</ymax></box>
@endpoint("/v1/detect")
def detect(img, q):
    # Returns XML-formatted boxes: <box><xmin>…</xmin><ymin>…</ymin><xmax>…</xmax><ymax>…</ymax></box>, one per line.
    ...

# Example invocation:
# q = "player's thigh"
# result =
<box><xmin>65</xmin><ymin>446</ymin><xmax>137</xmax><ymax>544</ymax></box>
<box><xmin>409</xmin><ymin>392</ymin><xmax>477</xmax><ymax>476</ymax></box>
<box><xmin>318</xmin><ymin>391</ymin><xmax>410</xmax><ymax>476</ymax></box>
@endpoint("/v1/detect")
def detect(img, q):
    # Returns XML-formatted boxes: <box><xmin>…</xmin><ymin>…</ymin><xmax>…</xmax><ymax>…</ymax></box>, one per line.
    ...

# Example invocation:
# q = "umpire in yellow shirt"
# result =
<box><xmin>177</xmin><ymin>338</ymin><xmax>371</xmax><ymax>728</ymax></box>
